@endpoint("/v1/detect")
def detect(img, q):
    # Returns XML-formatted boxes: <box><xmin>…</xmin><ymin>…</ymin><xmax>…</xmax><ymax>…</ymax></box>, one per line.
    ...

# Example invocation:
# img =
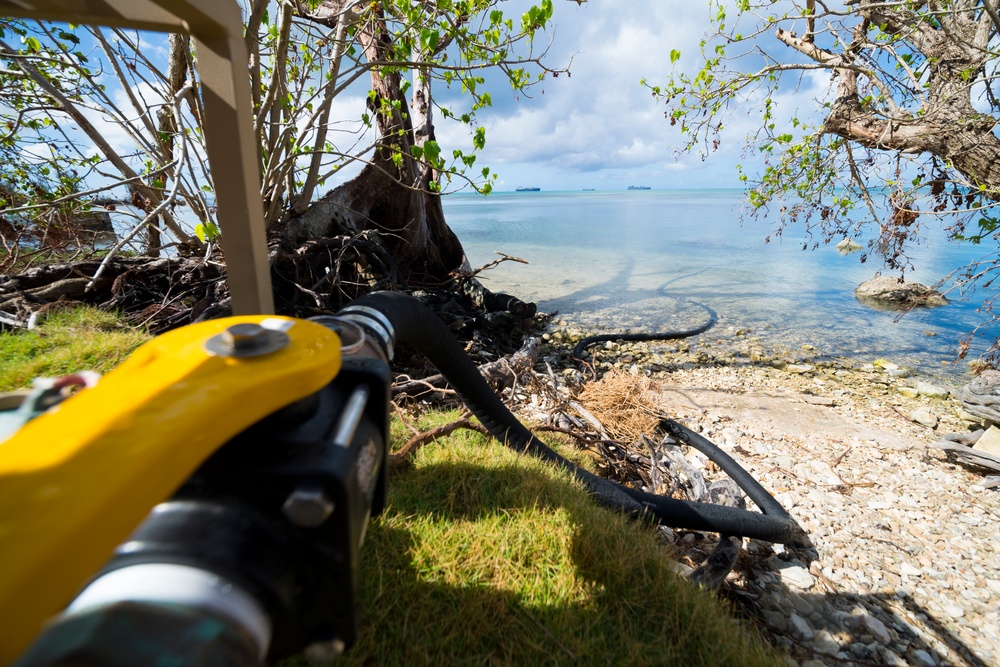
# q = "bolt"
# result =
<box><xmin>207</xmin><ymin>322</ymin><xmax>289</xmax><ymax>358</ymax></box>
<box><xmin>282</xmin><ymin>485</ymin><xmax>335</xmax><ymax>528</ymax></box>
<box><xmin>220</xmin><ymin>323</ymin><xmax>269</xmax><ymax>352</ymax></box>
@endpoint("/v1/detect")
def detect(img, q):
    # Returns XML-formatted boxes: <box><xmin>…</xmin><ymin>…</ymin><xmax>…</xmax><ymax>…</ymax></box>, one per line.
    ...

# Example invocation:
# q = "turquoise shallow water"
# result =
<box><xmin>443</xmin><ymin>189</ymin><xmax>997</xmax><ymax>380</ymax></box>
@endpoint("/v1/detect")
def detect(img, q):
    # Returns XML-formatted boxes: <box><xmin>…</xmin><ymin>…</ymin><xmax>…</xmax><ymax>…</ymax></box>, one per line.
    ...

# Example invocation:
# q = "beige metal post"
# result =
<box><xmin>0</xmin><ymin>0</ymin><xmax>275</xmax><ymax>314</ymax></box>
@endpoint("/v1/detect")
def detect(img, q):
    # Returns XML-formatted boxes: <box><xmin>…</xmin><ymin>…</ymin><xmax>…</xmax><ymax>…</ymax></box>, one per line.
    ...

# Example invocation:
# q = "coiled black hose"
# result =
<box><xmin>343</xmin><ymin>292</ymin><xmax>803</xmax><ymax>544</ymax></box>
<box><xmin>571</xmin><ymin>300</ymin><xmax>719</xmax><ymax>362</ymax></box>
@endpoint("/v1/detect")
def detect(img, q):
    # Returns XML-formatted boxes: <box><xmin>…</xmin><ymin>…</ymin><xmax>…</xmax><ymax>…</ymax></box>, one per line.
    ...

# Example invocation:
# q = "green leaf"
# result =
<box><xmin>670</xmin><ymin>49</ymin><xmax>681</xmax><ymax>64</ymax></box>
<box><xmin>194</xmin><ymin>221</ymin><xmax>220</xmax><ymax>243</ymax></box>
<box><xmin>423</xmin><ymin>140</ymin><xmax>441</xmax><ymax>163</ymax></box>
<box><xmin>419</xmin><ymin>28</ymin><xmax>440</xmax><ymax>52</ymax></box>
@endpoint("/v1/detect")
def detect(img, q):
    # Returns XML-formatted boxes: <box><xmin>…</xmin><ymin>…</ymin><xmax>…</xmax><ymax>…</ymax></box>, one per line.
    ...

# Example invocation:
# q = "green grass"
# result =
<box><xmin>1</xmin><ymin>312</ymin><xmax>783</xmax><ymax>665</ymax></box>
<box><xmin>0</xmin><ymin>307</ymin><xmax>151</xmax><ymax>392</ymax></box>
<box><xmin>326</xmin><ymin>411</ymin><xmax>783</xmax><ymax>667</ymax></box>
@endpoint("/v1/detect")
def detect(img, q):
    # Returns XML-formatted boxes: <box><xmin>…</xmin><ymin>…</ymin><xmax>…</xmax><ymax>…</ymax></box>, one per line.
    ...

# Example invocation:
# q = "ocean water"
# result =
<box><xmin>443</xmin><ymin>189</ymin><xmax>996</xmax><ymax>381</ymax></box>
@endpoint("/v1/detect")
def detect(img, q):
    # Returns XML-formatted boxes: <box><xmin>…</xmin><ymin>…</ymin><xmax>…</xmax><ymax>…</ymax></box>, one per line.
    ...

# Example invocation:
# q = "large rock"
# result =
<box><xmin>855</xmin><ymin>275</ymin><xmax>947</xmax><ymax>310</ymax></box>
<box><xmin>973</xmin><ymin>425</ymin><xmax>1000</xmax><ymax>458</ymax></box>
<box><xmin>956</xmin><ymin>370</ymin><xmax>1000</xmax><ymax>426</ymax></box>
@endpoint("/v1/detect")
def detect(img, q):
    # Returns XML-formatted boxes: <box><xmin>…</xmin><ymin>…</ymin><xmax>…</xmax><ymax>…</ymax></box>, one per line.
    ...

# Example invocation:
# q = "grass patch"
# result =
<box><xmin>324</xmin><ymin>410</ymin><xmax>782</xmax><ymax>667</ymax></box>
<box><xmin>0</xmin><ymin>307</ymin><xmax>150</xmax><ymax>392</ymax></box>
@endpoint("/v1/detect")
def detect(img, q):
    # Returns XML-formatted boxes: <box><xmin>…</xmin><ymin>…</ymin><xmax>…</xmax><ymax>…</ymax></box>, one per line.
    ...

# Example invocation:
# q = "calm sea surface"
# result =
<box><xmin>443</xmin><ymin>189</ymin><xmax>996</xmax><ymax>381</ymax></box>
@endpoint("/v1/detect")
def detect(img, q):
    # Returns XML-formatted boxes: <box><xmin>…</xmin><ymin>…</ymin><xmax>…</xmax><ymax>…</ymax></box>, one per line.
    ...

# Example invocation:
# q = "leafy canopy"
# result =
<box><xmin>650</xmin><ymin>0</ymin><xmax>1000</xmax><ymax>362</ymax></box>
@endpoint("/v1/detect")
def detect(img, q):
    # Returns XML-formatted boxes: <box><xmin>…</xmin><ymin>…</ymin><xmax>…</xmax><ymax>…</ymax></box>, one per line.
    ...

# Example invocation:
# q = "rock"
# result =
<box><xmin>915</xmin><ymin>381</ymin><xmax>950</xmax><ymax>398</ymax></box>
<box><xmin>909</xmin><ymin>407</ymin><xmax>938</xmax><ymax>429</ymax></box>
<box><xmin>778</xmin><ymin>563</ymin><xmax>816</xmax><ymax>590</ymax></box>
<box><xmin>887</xmin><ymin>368</ymin><xmax>911</xmax><ymax>378</ymax></box>
<box><xmin>973</xmin><ymin>425</ymin><xmax>1000</xmax><ymax>458</ymax></box>
<box><xmin>900</xmin><ymin>562</ymin><xmax>922</xmax><ymax>577</ymax></box>
<box><xmin>787</xmin><ymin>364</ymin><xmax>815</xmax><ymax>374</ymax></box>
<box><xmin>862</xmin><ymin>616</ymin><xmax>892</xmax><ymax>644</ymax></box>
<box><xmin>813</xmin><ymin>630</ymin><xmax>841</xmax><ymax>656</ymax></box>
<box><xmin>956</xmin><ymin>370</ymin><xmax>1000</xmax><ymax>426</ymax></box>
<box><xmin>789</xmin><ymin>613</ymin><xmax>815</xmax><ymax>640</ymax></box>
<box><xmin>910</xmin><ymin>648</ymin><xmax>936</xmax><ymax>667</ymax></box>
<box><xmin>883</xmin><ymin>649</ymin><xmax>907</xmax><ymax>666</ymax></box>
<box><xmin>873</xmin><ymin>358</ymin><xmax>899</xmax><ymax>371</ymax></box>
<box><xmin>762</xmin><ymin>609</ymin><xmax>788</xmax><ymax>633</ymax></box>
<box><xmin>836</xmin><ymin>238</ymin><xmax>863</xmax><ymax>252</ymax></box>
<box><xmin>855</xmin><ymin>275</ymin><xmax>947</xmax><ymax>310</ymax></box>
<box><xmin>787</xmin><ymin>591</ymin><xmax>815</xmax><ymax>616</ymax></box>
<box><xmin>898</xmin><ymin>387</ymin><xmax>920</xmax><ymax>399</ymax></box>
<box><xmin>943</xmin><ymin>604</ymin><xmax>965</xmax><ymax>619</ymax></box>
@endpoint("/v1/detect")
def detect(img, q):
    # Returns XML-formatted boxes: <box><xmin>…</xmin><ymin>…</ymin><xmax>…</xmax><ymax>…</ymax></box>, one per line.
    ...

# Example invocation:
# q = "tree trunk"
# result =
<box><xmin>778</xmin><ymin>6</ymin><xmax>1000</xmax><ymax>195</ymax></box>
<box><xmin>281</xmin><ymin>2</ymin><xmax>467</xmax><ymax>287</ymax></box>
<box><xmin>149</xmin><ymin>33</ymin><xmax>192</xmax><ymax>258</ymax></box>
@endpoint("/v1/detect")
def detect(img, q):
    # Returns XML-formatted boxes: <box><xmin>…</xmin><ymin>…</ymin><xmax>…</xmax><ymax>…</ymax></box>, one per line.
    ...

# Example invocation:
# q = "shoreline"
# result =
<box><xmin>543</xmin><ymin>315</ymin><xmax>978</xmax><ymax>386</ymax></box>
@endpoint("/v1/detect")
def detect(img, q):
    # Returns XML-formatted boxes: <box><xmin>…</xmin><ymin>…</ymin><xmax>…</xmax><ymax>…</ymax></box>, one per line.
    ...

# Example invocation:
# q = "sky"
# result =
<box><xmin>434</xmin><ymin>0</ymin><xmax>813</xmax><ymax>192</ymax></box>
<box><xmin>10</xmin><ymin>1</ymin><xmax>825</xmax><ymax>196</ymax></box>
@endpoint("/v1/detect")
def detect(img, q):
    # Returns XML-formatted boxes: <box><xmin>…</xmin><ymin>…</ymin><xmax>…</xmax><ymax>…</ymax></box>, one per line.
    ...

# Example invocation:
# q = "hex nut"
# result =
<box><xmin>282</xmin><ymin>486</ymin><xmax>335</xmax><ymax>527</ymax></box>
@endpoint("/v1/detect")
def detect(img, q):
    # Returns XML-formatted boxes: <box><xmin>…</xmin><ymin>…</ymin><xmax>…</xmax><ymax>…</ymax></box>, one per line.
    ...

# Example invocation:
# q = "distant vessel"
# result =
<box><xmin>515</xmin><ymin>187</ymin><xmax>540</xmax><ymax>192</ymax></box>
<box><xmin>627</xmin><ymin>185</ymin><xmax>651</xmax><ymax>190</ymax></box>
<box><xmin>582</xmin><ymin>188</ymin><xmax>595</xmax><ymax>191</ymax></box>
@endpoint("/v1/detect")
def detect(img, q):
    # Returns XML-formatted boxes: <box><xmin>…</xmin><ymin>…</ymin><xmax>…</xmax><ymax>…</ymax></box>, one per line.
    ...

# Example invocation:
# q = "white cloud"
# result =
<box><xmin>444</xmin><ymin>0</ymin><xmax>837</xmax><ymax>190</ymax></box>
<box><xmin>453</xmin><ymin>0</ymin><xmax>731</xmax><ymax>187</ymax></box>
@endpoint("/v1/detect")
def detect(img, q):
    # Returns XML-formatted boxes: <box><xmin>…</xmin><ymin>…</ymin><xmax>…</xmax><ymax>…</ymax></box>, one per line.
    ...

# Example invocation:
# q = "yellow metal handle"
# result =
<box><xmin>0</xmin><ymin>316</ymin><xmax>341</xmax><ymax>663</ymax></box>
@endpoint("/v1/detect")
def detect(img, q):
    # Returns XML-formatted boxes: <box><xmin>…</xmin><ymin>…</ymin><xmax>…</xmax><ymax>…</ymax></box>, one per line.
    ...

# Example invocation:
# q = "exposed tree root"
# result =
<box><xmin>389</xmin><ymin>411</ymin><xmax>487</xmax><ymax>469</ymax></box>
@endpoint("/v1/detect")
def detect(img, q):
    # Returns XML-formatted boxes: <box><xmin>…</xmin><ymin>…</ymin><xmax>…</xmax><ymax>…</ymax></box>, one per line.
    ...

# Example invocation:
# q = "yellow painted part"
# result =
<box><xmin>0</xmin><ymin>316</ymin><xmax>341</xmax><ymax>663</ymax></box>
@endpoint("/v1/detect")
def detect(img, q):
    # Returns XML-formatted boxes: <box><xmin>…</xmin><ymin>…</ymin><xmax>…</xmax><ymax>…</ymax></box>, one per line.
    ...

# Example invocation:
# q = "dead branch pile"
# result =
<box><xmin>1</xmin><ymin>228</ymin><xmax>542</xmax><ymax>371</ymax></box>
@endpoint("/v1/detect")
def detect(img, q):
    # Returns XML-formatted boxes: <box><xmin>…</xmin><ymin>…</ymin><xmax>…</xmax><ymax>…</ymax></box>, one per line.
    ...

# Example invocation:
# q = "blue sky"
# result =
<box><xmin>434</xmin><ymin>0</ymin><xmax>786</xmax><ymax>192</ymax></box>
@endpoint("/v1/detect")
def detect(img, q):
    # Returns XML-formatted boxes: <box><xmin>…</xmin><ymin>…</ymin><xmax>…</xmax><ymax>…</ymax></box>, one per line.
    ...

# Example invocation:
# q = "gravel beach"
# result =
<box><xmin>559</xmin><ymin>324</ymin><xmax>999</xmax><ymax>667</ymax></box>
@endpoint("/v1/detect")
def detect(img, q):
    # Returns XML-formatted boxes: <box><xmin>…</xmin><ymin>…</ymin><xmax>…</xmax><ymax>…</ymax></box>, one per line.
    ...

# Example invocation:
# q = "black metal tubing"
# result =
<box><xmin>346</xmin><ymin>291</ymin><xmax>804</xmax><ymax>544</ymax></box>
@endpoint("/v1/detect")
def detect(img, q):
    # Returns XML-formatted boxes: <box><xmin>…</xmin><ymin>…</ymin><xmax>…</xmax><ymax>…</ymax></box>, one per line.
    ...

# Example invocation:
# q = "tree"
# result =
<box><xmin>652</xmin><ymin>0</ymin><xmax>1000</xmax><ymax>361</ymax></box>
<box><xmin>0</xmin><ymin>0</ymin><xmax>561</xmax><ymax>323</ymax></box>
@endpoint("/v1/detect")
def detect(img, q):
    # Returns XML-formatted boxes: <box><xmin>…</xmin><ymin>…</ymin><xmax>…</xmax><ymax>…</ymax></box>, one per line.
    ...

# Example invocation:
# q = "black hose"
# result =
<box><xmin>571</xmin><ymin>300</ymin><xmax>719</xmax><ymax>362</ymax></box>
<box><xmin>343</xmin><ymin>292</ymin><xmax>803</xmax><ymax>544</ymax></box>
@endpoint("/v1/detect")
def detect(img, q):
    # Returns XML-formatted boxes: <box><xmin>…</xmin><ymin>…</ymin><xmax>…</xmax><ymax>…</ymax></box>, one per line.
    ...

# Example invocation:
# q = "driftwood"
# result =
<box><xmin>939</xmin><ymin>429</ymin><xmax>986</xmax><ymax>446</ymax></box>
<box><xmin>0</xmin><ymin>256</ymin><xmax>228</xmax><ymax>333</ymax></box>
<box><xmin>687</xmin><ymin>481</ymin><xmax>745</xmax><ymax>591</ymax></box>
<box><xmin>453</xmin><ymin>253</ymin><xmax>537</xmax><ymax>319</ymax></box>
<box><xmin>393</xmin><ymin>337</ymin><xmax>540</xmax><ymax>399</ymax></box>
<box><xmin>932</xmin><ymin>441</ymin><xmax>1000</xmax><ymax>474</ymax></box>
<box><xmin>955</xmin><ymin>370</ymin><xmax>1000</xmax><ymax>426</ymax></box>
<box><xmin>643</xmin><ymin>433</ymin><xmax>745</xmax><ymax>590</ymax></box>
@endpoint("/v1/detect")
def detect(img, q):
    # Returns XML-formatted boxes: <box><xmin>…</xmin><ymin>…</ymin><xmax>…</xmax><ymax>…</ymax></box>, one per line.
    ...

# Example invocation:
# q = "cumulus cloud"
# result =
<box><xmin>438</xmin><ymin>0</ymin><xmax>834</xmax><ymax>190</ymax></box>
